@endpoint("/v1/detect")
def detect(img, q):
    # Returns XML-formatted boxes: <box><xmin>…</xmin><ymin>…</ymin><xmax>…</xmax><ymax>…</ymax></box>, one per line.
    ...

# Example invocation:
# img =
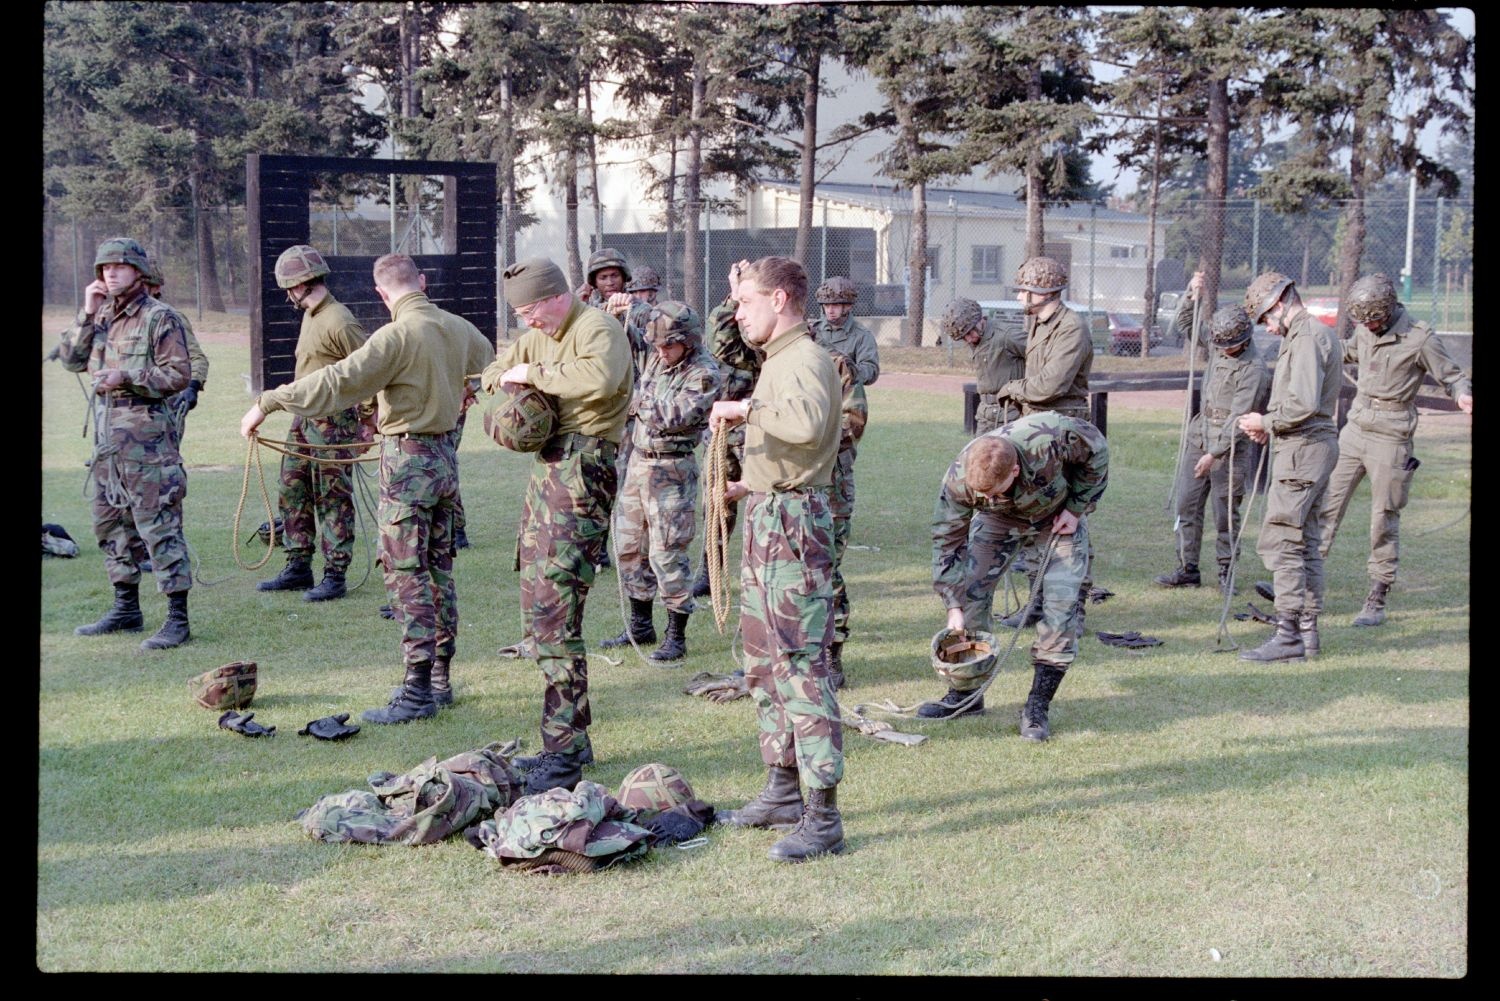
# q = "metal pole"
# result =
<box><xmin>1402</xmin><ymin>172</ymin><xmax>1417</xmax><ymax>301</ymax></box>
<box><xmin>390</xmin><ymin>173</ymin><xmax>397</xmax><ymax>253</ymax></box>
<box><xmin>703</xmin><ymin>201</ymin><xmax>711</xmax><ymax>316</ymax></box>
<box><xmin>332</xmin><ymin>204</ymin><xmax>339</xmax><ymax>256</ymax></box>
<box><xmin>1088</xmin><ymin>202</ymin><xmax>1097</xmax><ymax>317</ymax></box>
<box><xmin>72</xmin><ymin>221</ymin><xmax>81</xmax><ymax>311</ymax></box>
<box><xmin>192</xmin><ymin>197</ymin><xmax>203</xmax><ymax>321</ymax></box>
<box><xmin>820</xmin><ymin>200</ymin><xmax>828</xmax><ymax>280</ymax></box>
<box><xmin>1430</xmin><ymin>197</ymin><xmax>1443</xmax><ymax>328</ymax></box>
<box><xmin>1250</xmin><ymin>198</ymin><xmax>1260</xmax><ymax>277</ymax></box>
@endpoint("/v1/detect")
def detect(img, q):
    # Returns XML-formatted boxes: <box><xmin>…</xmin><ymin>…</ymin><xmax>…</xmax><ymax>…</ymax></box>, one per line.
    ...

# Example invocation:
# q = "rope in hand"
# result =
<box><xmin>1214</xmin><ymin>425</ymin><xmax>1272</xmax><ymax>651</ymax></box>
<box><xmin>231</xmin><ymin>432</ymin><xmax>379</xmax><ymax>572</ymax></box>
<box><xmin>701</xmin><ymin>417</ymin><xmax>736</xmax><ymax>635</ymax></box>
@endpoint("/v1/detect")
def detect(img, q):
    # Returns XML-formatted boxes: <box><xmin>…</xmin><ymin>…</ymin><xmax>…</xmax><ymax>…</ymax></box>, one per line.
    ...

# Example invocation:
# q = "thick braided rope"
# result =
<box><xmin>231</xmin><ymin>433</ymin><xmax>280</xmax><ymax>570</ymax></box>
<box><xmin>702</xmin><ymin>419</ymin><xmax>735</xmax><ymax>635</ymax></box>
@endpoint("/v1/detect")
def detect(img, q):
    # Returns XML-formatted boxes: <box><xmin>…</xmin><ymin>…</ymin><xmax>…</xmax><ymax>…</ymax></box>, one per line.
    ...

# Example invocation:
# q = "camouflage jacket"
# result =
<box><xmin>262</xmin><ymin>292</ymin><xmax>493</xmax><ymax>436</ymax></box>
<box><xmin>998</xmin><ymin>304</ymin><xmax>1093</xmax><ymax>414</ymax></box>
<box><xmin>1344</xmin><ymin>304</ymin><xmax>1470</xmax><ymax>441</ymax></box>
<box><xmin>622</xmin><ymin>298</ymin><xmax>655</xmax><ymax>383</ymax></box>
<box><xmin>296</xmin><ymin>744</ymin><xmax>522</xmax><ymax>846</ymax></box>
<box><xmin>742</xmin><ymin>324</ymin><xmax>841</xmax><ymax>492</ymax></box>
<box><xmin>472</xmin><ymin>779</ymin><xmax>653</xmax><ymax>867</ymax></box>
<box><xmin>1259</xmin><ymin>305</ymin><xmax>1340</xmax><ymax>443</ymax></box>
<box><xmin>631</xmin><ymin>344</ymin><xmax>722</xmax><ymax>453</ymax></box>
<box><xmin>974</xmin><ymin>319</ymin><xmax>1028</xmax><ymax>396</ymax></box>
<box><xmin>932</xmin><ymin>412</ymin><xmax>1109</xmax><ymax>609</ymax></box>
<box><xmin>707</xmin><ymin>297</ymin><xmax>762</xmax><ymax>403</ymax></box>
<box><xmin>810</xmin><ymin>316</ymin><xmax>881</xmax><ymax>388</ymax></box>
<box><xmin>487</xmin><ymin>299</ymin><xmax>633</xmax><ymax>443</ymax></box>
<box><xmin>179</xmin><ymin>311</ymin><xmax>209</xmax><ymax>385</ymax></box>
<box><xmin>1191</xmin><ymin>338</ymin><xmax>1272</xmax><ymax>459</ymax></box>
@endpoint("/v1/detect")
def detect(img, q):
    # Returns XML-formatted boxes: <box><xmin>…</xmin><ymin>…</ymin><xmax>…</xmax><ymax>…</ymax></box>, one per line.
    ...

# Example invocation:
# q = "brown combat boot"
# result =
<box><xmin>768</xmin><ymin>786</ymin><xmax>846</xmax><ymax>863</ymax></box>
<box><xmin>1299</xmin><ymin>614</ymin><xmax>1320</xmax><ymax>657</ymax></box>
<box><xmin>715</xmin><ymin>765</ymin><xmax>804</xmax><ymax>829</ymax></box>
<box><xmin>1239</xmin><ymin>615</ymin><xmax>1305</xmax><ymax>663</ymax></box>
<box><xmin>1352</xmin><ymin>581</ymin><xmax>1389</xmax><ymax>627</ymax></box>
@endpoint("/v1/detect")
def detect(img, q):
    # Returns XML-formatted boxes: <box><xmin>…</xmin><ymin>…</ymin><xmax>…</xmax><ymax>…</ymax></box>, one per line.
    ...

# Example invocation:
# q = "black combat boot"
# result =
<box><xmin>453</xmin><ymin>526</ymin><xmax>470</xmax><ymax>550</ymax></box>
<box><xmin>1019</xmin><ymin>662</ymin><xmax>1067</xmax><ymax>741</ymax></box>
<box><xmin>715</xmin><ymin>765</ymin><xmax>805</xmax><ymax>828</ymax></box>
<box><xmin>768</xmin><ymin>785</ymin><xmax>846</xmax><ymax>863</ymax></box>
<box><xmin>258</xmin><ymin>556</ymin><xmax>314</xmax><ymax>592</ymax></box>
<box><xmin>514</xmin><ymin>732</ymin><xmax>594</xmax><ymax>771</ymax></box>
<box><xmin>1254</xmin><ymin>580</ymin><xmax>1276</xmax><ymax>602</ymax></box>
<box><xmin>690</xmin><ymin>554</ymin><xmax>712</xmax><ymax>599</ymax></box>
<box><xmin>1353</xmin><ymin>580</ymin><xmax>1389</xmax><ymax>627</ymax></box>
<box><xmin>1299</xmin><ymin>614</ymin><xmax>1320</xmax><ymax>657</ymax></box>
<box><xmin>303</xmin><ymin>569</ymin><xmax>347</xmax><ymax>602</ymax></box>
<box><xmin>998</xmin><ymin>595</ymin><xmax>1043</xmax><ymax>629</ymax></box>
<box><xmin>1154</xmin><ymin>563</ymin><xmax>1201</xmax><ymax>587</ymax></box>
<box><xmin>601</xmin><ymin>597</ymin><xmax>656</xmax><ymax>649</ymax></box>
<box><xmin>1218</xmin><ymin>565</ymin><xmax>1238</xmax><ymax>594</ymax></box>
<box><xmin>649</xmin><ymin>610</ymin><xmax>690</xmax><ymax>663</ymax></box>
<box><xmin>75</xmin><ymin>582</ymin><xmax>144</xmax><ymax>635</ymax></box>
<box><xmin>1239</xmin><ymin>615</ymin><xmax>1305</xmax><ymax>663</ymax></box>
<box><xmin>394</xmin><ymin>656</ymin><xmax>454</xmax><ymax>707</ymax></box>
<box><xmin>140</xmin><ymin>591</ymin><xmax>191</xmax><ymax>650</ymax></box>
<box><xmin>520</xmin><ymin>748</ymin><xmax>586</xmax><ymax>795</ymax></box>
<box><xmin>916</xmin><ymin>686</ymin><xmax>985</xmax><ymax>719</ymax></box>
<box><xmin>361</xmin><ymin>662</ymin><xmax>437</xmax><ymax>724</ymax></box>
<box><xmin>828</xmin><ymin>641</ymin><xmax>846</xmax><ymax>690</ymax></box>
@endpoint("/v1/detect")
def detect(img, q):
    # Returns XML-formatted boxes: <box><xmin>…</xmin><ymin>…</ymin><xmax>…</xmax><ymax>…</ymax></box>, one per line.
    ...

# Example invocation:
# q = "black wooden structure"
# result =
<box><xmin>246</xmin><ymin>154</ymin><xmax>497</xmax><ymax>394</ymax></box>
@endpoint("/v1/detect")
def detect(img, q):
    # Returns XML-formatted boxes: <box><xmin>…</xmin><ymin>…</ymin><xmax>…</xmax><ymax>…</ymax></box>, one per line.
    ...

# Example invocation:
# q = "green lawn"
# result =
<box><xmin>38</xmin><ymin>311</ymin><xmax>1469</xmax><ymax>975</ymax></box>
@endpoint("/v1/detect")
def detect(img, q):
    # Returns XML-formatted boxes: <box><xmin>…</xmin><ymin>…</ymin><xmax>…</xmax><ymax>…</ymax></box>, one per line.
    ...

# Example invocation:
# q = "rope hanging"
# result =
<box><xmin>701</xmin><ymin>419</ymin><xmax>736</xmax><ymax>635</ymax></box>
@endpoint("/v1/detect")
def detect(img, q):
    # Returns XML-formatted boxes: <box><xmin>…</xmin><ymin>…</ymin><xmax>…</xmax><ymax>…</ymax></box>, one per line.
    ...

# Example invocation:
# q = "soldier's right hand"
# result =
<box><xmin>84</xmin><ymin>279</ymin><xmax>108</xmax><ymax>315</ymax></box>
<box><xmin>946</xmin><ymin>608</ymin><xmax>966</xmax><ymax>632</ymax></box>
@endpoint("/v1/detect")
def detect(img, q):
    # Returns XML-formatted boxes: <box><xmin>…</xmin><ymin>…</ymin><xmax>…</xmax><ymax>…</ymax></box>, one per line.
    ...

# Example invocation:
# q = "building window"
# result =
<box><xmin>926</xmin><ymin>246</ymin><xmax>941</xmax><ymax>282</ymax></box>
<box><xmin>1110</xmin><ymin>245</ymin><xmax>1132</xmax><ymax>259</ymax></box>
<box><xmin>971</xmin><ymin>246</ymin><xmax>1002</xmax><ymax>284</ymax></box>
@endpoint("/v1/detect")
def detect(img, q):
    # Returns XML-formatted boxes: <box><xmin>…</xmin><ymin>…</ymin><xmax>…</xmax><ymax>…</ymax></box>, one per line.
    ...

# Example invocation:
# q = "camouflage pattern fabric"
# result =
<box><xmin>297</xmin><ymin>743</ymin><xmax>521</xmax><ymax>846</ymax></box>
<box><xmin>189</xmin><ymin>661</ymin><xmax>257</xmax><ymax>710</ymax></box>
<box><xmin>472</xmin><ymin>779</ymin><xmax>652</xmax><ymax>870</ymax></box>
<box><xmin>278</xmin><ymin>408</ymin><xmax>363</xmax><ymax>572</ymax></box>
<box><xmin>616</xmin><ymin>763</ymin><xmax>696</xmax><ymax>814</ymax></box>
<box><xmin>740</xmin><ymin>489</ymin><xmax>844</xmax><ymax>790</ymax></box>
<box><xmin>378</xmin><ymin>434</ymin><xmax>459</xmax><ymax>667</ymax></box>
<box><xmin>58</xmin><ymin>285</ymin><xmax>193</xmax><ymax>593</ymax></box>
<box><xmin>516</xmin><ymin>442</ymin><xmax>618</xmax><ymax>754</ymax></box>
<box><xmin>930</xmin><ymin>628</ymin><xmax>997</xmax><ymax>692</ymax></box>
<box><xmin>450</xmin><ymin>404</ymin><xmax>469</xmax><ymax>541</ymax></box>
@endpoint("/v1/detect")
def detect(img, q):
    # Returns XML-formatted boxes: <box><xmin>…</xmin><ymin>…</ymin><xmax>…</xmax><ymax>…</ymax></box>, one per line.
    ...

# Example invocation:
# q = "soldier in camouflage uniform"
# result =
<box><xmin>140</xmin><ymin>255</ymin><xmax>208</xmax><ymax>446</ymax></box>
<box><xmin>58</xmin><ymin>237</ymin><xmax>195</xmax><ymax>651</ymax></box>
<box><xmin>256</xmin><ymin>245</ymin><xmax>371</xmax><ymax>603</ymax></box>
<box><xmin>1235</xmin><ymin>272</ymin><xmax>1342</xmax><ymax>662</ymax></box>
<box><xmin>690</xmin><ymin>262</ymin><xmax>764</xmax><ymax>599</ymax></box>
<box><xmin>1315</xmin><ymin>274</ymin><xmax>1472</xmax><ymax>626</ymax></box>
<box><xmin>808</xmin><ymin>276</ymin><xmax>880</xmax><ymax>688</ymax></box>
<box><xmin>1154</xmin><ymin>274</ymin><xmax>1272</xmax><ymax>593</ymax></box>
<box><xmin>925</xmin><ymin>413</ymin><xmax>1108</xmax><ymax>740</ymax></box>
<box><xmin>942</xmin><ymin>298</ymin><xmax>1027</xmax><ymax>436</ymax></box>
<box><xmin>605</xmin><ymin>265</ymin><xmax>662</xmax><ymax>488</ymax></box>
<box><xmin>603</xmin><ymin>301</ymin><xmax>722</xmax><ymax>663</ymax></box>
<box><xmin>243</xmin><ymin>254</ymin><xmax>494</xmax><ymax>722</ymax></box>
<box><xmin>710</xmin><ymin>256</ymin><xmax>847</xmax><ymax>864</ymax></box>
<box><xmin>485</xmin><ymin>257</ymin><xmax>633</xmax><ymax>795</ymax></box>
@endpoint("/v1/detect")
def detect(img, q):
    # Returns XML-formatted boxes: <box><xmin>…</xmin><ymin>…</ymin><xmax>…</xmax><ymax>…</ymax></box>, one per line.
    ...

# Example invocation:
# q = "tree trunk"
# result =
<box><xmin>1024</xmin><ymin>64</ymin><xmax>1045</xmax><ymax>258</ymax></box>
<box><xmin>1140</xmin><ymin>74</ymin><xmax>1164</xmax><ymax>357</ymax></box>
<box><xmin>565</xmin><ymin>151</ymin><xmax>582</xmax><ymax>289</ymax></box>
<box><xmin>664</xmin><ymin>138</ymin><xmax>678</xmax><ymax>299</ymax></box>
<box><xmin>684</xmin><ymin>55</ymin><xmax>706</xmax><ymax>313</ymax></box>
<box><xmin>190</xmin><ymin>168</ymin><xmax>225</xmax><ymax>313</ymax></box>
<box><xmin>1335</xmin><ymin>117</ymin><xmax>1370</xmax><ymax>339</ymax></box>
<box><xmin>1199</xmin><ymin>72</ymin><xmax>1229</xmax><ymax>322</ymax></box>
<box><xmin>794</xmin><ymin>48</ymin><xmax>820</xmax><ymax>269</ymax></box>
<box><xmin>907</xmin><ymin>178</ymin><xmax>928</xmax><ymax>347</ymax></box>
<box><xmin>585</xmin><ymin>74</ymin><xmax>603</xmax><ymax>242</ymax></box>
<box><xmin>500</xmin><ymin>71</ymin><xmax>517</xmax><ymax>266</ymax></box>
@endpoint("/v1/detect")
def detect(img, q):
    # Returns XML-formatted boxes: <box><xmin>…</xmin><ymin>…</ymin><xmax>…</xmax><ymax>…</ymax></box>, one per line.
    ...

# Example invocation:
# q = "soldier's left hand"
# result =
<box><xmin>1459</xmin><ymin>393</ymin><xmax>1473</xmax><ymax>414</ymax></box>
<box><xmin>723</xmin><ymin>480</ymin><xmax>749</xmax><ymax>505</ymax></box>
<box><xmin>605</xmin><ymin>292</ymin><xmax>632</xmax><ymax>316</ymax></box>
<box><xmin>240</xmin><ymin>404</ymin><xmax>266</xmax><ymax>439</ymax></box>
<box><xmin>1193</xmin><ymin>452</ymin><xmax>1216</xmax><ymax>478</ymax></box>
<box><xmin>1051</xmin><ymin>509</ymin><xmax>1080</xmax><ymax>535</ymax></box>
<box><xmin>182</xmin><ymin>380</ymin><xmax>202</xmax><ymax>411</ymax></box>
<box><xmin>711</xmin><ymin>400</ymin><xmax>749</xmax><ymax>427</ymax></box>
<box><xmin>93</xmin><ymin>369</ymin><xmax>127</xmax><ymax>393</ymax></box>
<box><xmin>499</xmin><ymin>363</ymin><xmax>531</xmax><ymax>387</ymax></box>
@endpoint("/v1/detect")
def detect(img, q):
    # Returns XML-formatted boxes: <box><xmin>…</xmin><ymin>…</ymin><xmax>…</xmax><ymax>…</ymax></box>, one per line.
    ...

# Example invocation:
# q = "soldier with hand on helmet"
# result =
<box><xmin>941</xmin><ymin>297</ymin><xmax>1027</xmax><ymax>435</ymax></box>
<box><xmin>56</xmin><ymin>237</ymin><xmax>196</xmax><ymax>651</ymax></box>
<box><xmin>1312</xmin><ymin>273</ymin><xmax>1472</xmax><ymax>627</ymax></box>
<box><xmin>1235</xmin><ymin>271</ymin><xmax>1342</xmax><ymax>663</ymax></box>
<box><xmin>809</xmin><ymin>276</ymin><xmax>881</xmax><ymax>688</ymax></box>
<box><xmin>925</xmin><ymin>412</ymin><xmax>1108</xmax><ymax>741</ymax></box>
<box><xmin>255</xmin><ymin>244</ymin><xmax>371</xmax><ymax>603</ymax></box>
<box><xmin>1154</xmin><ymin>273</ymin><xmax>1272</xmax><ymax>594</ymax></box>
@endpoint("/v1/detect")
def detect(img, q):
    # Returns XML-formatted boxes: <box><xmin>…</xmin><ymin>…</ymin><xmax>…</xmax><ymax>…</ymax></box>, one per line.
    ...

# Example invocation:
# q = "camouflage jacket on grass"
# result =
<box><xmin>472</xmin><ymin>779</ymin><xmax>653</xmax><ymax>871</ymax></box>
<box><xmin>296</xmin><ymin>743</ymin><xmax>521</xmax><ymax>846</ymax></box>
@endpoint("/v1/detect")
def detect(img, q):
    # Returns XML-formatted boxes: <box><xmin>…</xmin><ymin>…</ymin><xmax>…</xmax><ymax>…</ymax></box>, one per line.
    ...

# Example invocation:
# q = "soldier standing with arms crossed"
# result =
<box><xmin>710</xmin><ymin>256</ymin><xmax>847</xmax><ymax>864</ymax></box>
<box><xmin>256</xmin><ymin>245</ymin><xmax>370</xmax><ymax>603</ymax></box>
<box><xmin>487</xmin><ymin>257</ymin><xmax>633</xmax><ymax>795</ymax></box>
<box><xmin>59</xmin><ymin>237</ymin><xmax>195</xmax><ymax>651</ymax></box>
<box><xmin>241</xmin><ymin>254</ymin><xmax>493</xmax><ymax>721</ymax></box>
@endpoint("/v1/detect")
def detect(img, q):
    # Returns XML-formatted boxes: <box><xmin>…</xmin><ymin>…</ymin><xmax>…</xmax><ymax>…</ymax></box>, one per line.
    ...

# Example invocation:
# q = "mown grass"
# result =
<box><xmin>38</xmin><ymin>309</ymin><xmax>1468</xmax><ymax>975</ymax></box>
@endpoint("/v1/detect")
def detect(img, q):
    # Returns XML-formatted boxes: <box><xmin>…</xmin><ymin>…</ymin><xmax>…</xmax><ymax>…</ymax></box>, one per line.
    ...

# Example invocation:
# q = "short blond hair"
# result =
<box><xmin>964</xmin><ymin>436</ymin><xmax>1018</xmax><ymax>495</ymax></box>
<box><xmin>742</xmin><ymin>256</ymin><xmax>807</xmax><ymax>313</ymax></box>
<box><xmin>373</xmin><ymin>253</ymin><xmax>421</xmax><ymax>289</ymax></box>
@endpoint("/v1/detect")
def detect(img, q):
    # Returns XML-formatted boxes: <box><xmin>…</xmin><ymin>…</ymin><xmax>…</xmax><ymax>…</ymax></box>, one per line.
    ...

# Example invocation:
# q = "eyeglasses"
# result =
<box><xmin>514</xmin><ymin>299</ymin><xmax>545</xmax><ymax>320</ymax></box>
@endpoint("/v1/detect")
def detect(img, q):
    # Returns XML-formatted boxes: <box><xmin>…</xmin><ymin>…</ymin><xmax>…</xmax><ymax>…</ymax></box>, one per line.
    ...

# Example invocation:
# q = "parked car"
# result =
<box><xmin>1303</xmin><ymin>296</ymin><xmax>1340</xmax><ymax>327</ymax></box>
<box><xmin>1106</xmin><ymin>312</ymin><xmax>1162</xmax><ymax>356</ymax></box>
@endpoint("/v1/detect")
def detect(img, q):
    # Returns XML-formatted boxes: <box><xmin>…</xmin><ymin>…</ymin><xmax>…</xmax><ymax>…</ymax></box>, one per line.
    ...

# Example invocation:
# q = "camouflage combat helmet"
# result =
<box><xmin>616</xmin><ymin>762</ymin><xmax>696</xmax><ymax>814</ymax></box>
<box><xmin>140</xmin><ymin>254</ymin><xmax>165</xmax><ymax>288</ymax></box>
<box><xmin>643</xmin><ymin>300</ymin><xmax>702</xmax><ymax>348</ymax></box>
<box><xmin>1209</xmin><ymin>305</ymin><xmax>1253</xmax><ymax>349</ymax></box>
<box><xmin>482</xmin><ymin>384</ymin><xmax>558</xmax><ymax>453</ymax></box>
<box><xmin>1012</xmin><ymin>256</ymin><xmax>1069</xmax><ymax>294</ymax></box>
<box><xmin>585</xmin><ymin>247</ymin><xmax>632</xmax><ymax>286</ymax></box>
<box><xmin>941</xmin><ymin>298</ymin><xmax>986</xmax><ymax>343</ymax></box>
<box><xmin>930</xmin><ymin>627</ymin><xmax>997</xmax><ymax>689</ymax></box>
<box><xmin>93</xmin><ymin>237</ymin><xmax>151</xmax><ymax>280</ymax></box>
<box><xmin>815</xmin><ymin>276</ymin><xmax>858</xmax><ymax>305</ymax></box>
<box><xmin>625</xmin><ymin>266</ymin><xmax>662</xmax><ymax>293</ymax></box>
<box><xmin>189</xmin><ymin>661</ymin><xmax>258</xmax><ymax>711</ymax></box>
<box><xmin>1346</xmin><ymin>273</ymin><xmax>1399</xmax><ymax>330</ymax></box>
<box><xmin>274</xmin><ymin>245</ymin><xmax>331</xmax><ymax>290</ymax></box>
<box><xmin>1244</xmin><ymin>271</ymin><xmax>1294</xmax><ymax>323</ymax></box>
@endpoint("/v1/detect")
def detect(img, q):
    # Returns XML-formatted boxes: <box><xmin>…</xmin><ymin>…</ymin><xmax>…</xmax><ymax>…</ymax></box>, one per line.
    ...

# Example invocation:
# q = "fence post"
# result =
<box><xmin>820</xmin><ymin>200</ymin><xmax>828</xmax><ymax>281</ymax></box>
<box><xmin>1430</xmin><ymin>197</ymin><xmax>1443</xmax><ymax>328</ymax></box>
<box><xmin>703</xmin><ymin>201</ymin><xmax>711</xmax><ymax>316</ymax></box>
<box><xmin>1250</xmin><ymin>198</ymin><xmax>1260</xmax><ymax>277</ymax></box>
<box><xmin>1088</xmin><ymin>202</ymin><xmax>1097</xmax><ymax>316</ymax></box>
<box><xmin>72</xmin><ymin>221</ymin><xmax>81</xmax><ymax>312</ymax></box>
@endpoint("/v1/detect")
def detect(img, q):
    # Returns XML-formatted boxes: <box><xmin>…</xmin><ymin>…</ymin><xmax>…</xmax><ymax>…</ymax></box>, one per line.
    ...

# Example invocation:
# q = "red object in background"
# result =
<box><xmin>1107</xmin><ymin>312</ymin><xmax>1160</xmax><ymax>356</ymax></box>
<box><xmin>1303</xmin><ymin>296</ymin><xmax>1340</xmax><ymax>327</ymax></box>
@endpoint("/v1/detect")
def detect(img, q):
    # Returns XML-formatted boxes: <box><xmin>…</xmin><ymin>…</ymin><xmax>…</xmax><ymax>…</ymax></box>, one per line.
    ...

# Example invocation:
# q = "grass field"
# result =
<box><xmin>38</xmin><ymin>307</ymin><xmax>1469</xmax><ymax>975</ymax></box>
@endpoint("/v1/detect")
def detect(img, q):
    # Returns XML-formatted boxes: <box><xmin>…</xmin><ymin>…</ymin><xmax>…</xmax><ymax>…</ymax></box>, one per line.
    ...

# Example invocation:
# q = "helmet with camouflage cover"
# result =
<box><xmin>643</xmin><ymin>300</ymin><xmax>702</xmax><ymax>348</ymax></box>
<box><xmin>1209</xmin><ymin>305</ymin><xmax>1253</xmax><ymax>349</ymax></box>
<box><xmin>941</xmin><ymin>298</ymin><xmax>987</xmax><ymax>343</ymax></box>
<box><xmin>1244</xmin><ymin>271</ymin><xmax>1294</xmax><ymax>323</ymax></box>
<box><xmin>930</xmin><ymin>627</ymin><xmax>997</xmax><ymax>691</ymax></box>
<box><xmin>585</xmin><ymin>247</ymin><xmax>632</xmax><ymax>286</ymax></box>
<box><xmin>815</xmin><ymin>276</ymin><xmax>858</xmax><ymax>305</ymax></box>
<box><xmin>625</xmin><ymin>266</ymin><xmax>662</xmax><ymax>293</ymax></box>
<box><xmin>616</xmin><ymin>763</ymin><xmax>696</xmax><ymax>814</ymax></box>
<box><xmin>93</xmin><ymin>237</ymin><xmax>151</xmax><ymax>280</ymax></box>
<box><xmin>274</xmin><ymin>245</ymin><xmax>331</xmax><ymax>289</ymax></box>
<box><xmin>140</xmin><ymin>254</ymin><xmax>165</xmax><ymax>288</ymax></box>
<box><xmin>1345</xmin><ymin>273</ymin><xmax>1399</xmax><ymax>330</ymax></box>
<box><xmin>482</xmin><ymin>384</ymin><xmax>558</xmax><ymax>453</ymax></box>
<box><xmin>189</xmin><ymin>661</ymin><xmax>257</xmax><ymax>711</ymax></box>
<box><xmin>1012</xmin><ymin>256</ymin><xmax>1069</xmax><ymax>294</ymax></box>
